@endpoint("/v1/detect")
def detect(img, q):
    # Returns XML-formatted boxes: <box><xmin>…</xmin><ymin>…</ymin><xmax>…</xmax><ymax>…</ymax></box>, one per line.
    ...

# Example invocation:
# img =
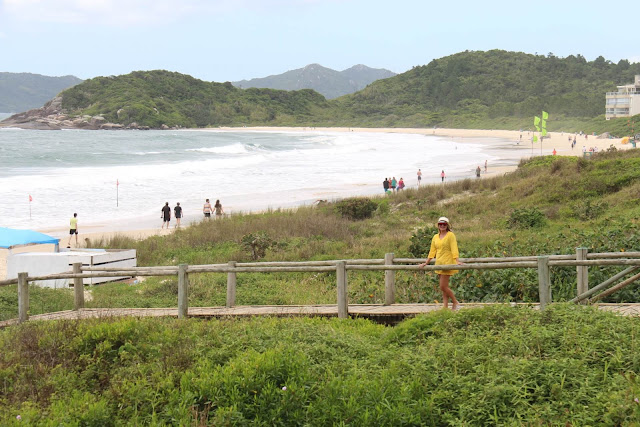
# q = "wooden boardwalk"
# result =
<box><xmin>3</xmin><ymin>303</ymin><xmax>640</xmax><ymax>328</ymax></box>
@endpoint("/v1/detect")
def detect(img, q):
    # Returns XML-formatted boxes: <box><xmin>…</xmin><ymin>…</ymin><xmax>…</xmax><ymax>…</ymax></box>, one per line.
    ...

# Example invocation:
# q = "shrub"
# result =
<box><xmin>335</xmin><ymin>197</ymin><xmax>377</xmax><ymax>220</ymax></box>
<box><xmin>572</xmin><ymin>199</ymin><xmax>609</xmax><ymax>220</ymax></box>
<box><xmin>241</xmin><ymin>232</ymin><xmax>274</xmax><ymax>260</ymax></box>
<box><xmin>507</xmin><ymin>207</ymin><xmax>546</xmax><ymax>229</ymax></box>
<box><xmin>408</xmin><ymin>226</ymin><xmax>437</xmax><ymax>257</ymax></box>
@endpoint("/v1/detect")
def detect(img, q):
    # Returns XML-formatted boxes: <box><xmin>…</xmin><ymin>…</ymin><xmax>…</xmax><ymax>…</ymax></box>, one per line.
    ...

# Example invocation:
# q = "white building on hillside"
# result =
<box><xmin>606</xmin><ymin>75</ymin><xmax>640</xmax><ymax>119</ymax></box>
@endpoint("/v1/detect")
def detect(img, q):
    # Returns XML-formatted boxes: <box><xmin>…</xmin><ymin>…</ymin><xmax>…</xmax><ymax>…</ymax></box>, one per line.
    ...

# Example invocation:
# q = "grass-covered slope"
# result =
<box><xmin>1</xmin><ymin>305</ymin><xmax>639</xmax><ymax>425</ymax></box>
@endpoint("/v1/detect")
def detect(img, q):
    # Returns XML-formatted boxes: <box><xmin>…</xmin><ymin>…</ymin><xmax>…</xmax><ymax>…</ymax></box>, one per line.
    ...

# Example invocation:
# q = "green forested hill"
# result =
<box><xmin>0</xmin><ymin>72</ymin><xmax>82</xmax><ymax>112</ymax></box>
<box><xmin>233</xmin><ymin>63</ymin><xmax>396</xmax><ymax>99</ymax></box>
<box><xmin>55</xmin><ymin>51</ymin><xmax>640</xmax><ymax>132</ymax></box>
<box><xmin>336</xmin><ymin>50</ymin><xmax>640</xmax><ymax>129</ymax></box>
<box><xmin>61</xmin><ymin>70</ymin><xmax>331</xmax><ymax>128</ymax></box>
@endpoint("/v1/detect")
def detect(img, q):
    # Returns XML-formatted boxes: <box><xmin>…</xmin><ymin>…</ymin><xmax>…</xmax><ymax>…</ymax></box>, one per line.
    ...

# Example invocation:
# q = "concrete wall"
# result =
<box><xmin>0</xmin><ymin>244</ymin><xmax>58</xmax><ymax>281</ymax></box>
<box><xmin>6</xmin><ymin>248</ymin><xmax>137</xmax><ymax>288</ymax></box>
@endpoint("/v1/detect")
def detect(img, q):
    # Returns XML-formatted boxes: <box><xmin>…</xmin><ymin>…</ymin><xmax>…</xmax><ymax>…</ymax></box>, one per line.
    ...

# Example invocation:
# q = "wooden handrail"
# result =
<box><xmin>6</xmin><ymin>249</ymin><xmax>640</xmax><ymax>325</ymax></box>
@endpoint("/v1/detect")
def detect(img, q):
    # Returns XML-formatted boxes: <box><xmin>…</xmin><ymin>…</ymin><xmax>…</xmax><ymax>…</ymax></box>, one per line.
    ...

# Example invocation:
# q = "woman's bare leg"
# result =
<box><xmin>439</xmin><ymin>274</ymin><xmax>459</xmax><ymax>309</ymax></box>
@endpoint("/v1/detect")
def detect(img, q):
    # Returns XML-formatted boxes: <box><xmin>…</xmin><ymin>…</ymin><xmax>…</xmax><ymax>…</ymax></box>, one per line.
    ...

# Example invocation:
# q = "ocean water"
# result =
<box><xmin>0</xmin><ymin>128</ymin><xmax>522</xmax><ymax>233</ymax></box>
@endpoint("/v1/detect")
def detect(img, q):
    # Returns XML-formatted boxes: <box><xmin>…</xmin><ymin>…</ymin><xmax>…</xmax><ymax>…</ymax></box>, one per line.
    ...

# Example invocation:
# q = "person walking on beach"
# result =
<box><xmin>174</xmin><ymin>202</ymin><xmax>183</xmax><ymax>228</ymax></box>
<box><xmin>391</xmin><ymin>177</ymin><xmax>397</xmax><ymax>193</ymax></box>
<box><xmin>440</xmin><ymin>170</ymin><xmax>446</xmax><ymax>182</ymax></box>
<box><xmin>383</xmin><ymin>178</ymin><xmax>390</xmax><ymax>193</ymax></box>
<box><xmin>203</xmin><ymin>199</ymin><xmax>213</xmax><ymax>219</ymax></box>
<box><xmin>398</xmin><ymin>177</ymin><xmax>405</xmax><ymax>191</ymax></box>
<box><xmin>214</xmin><ymin>199</ymin><xmax>224</xmax><ymax>218</ymax></box>
<box><xmin>476</xmin><ymin>166</ymin><xmax>481</xmax><ymax>178</ymax></box>
<box><xmin>161</xmin><ymin>202</ymin><xmax>171</xmax><ymax>229</ymax></box>
<box><xmin>67</xmin><ymin>213</ymin><xmax>78</xmax><ymax>248</ymax></box>
<box><xmin>484</xmin><ymin>160</ymin><xmax>487</xmax><ymax>173</ymax></box>
<box><xmin>417</xmin><ymin>169</ymin><xmax>422</xmax><ymax>186</ymax></box>
<box><xmin>418</xmin><ymin>217</ymin><xmax>462</xmax><ymax>310</ymax></box>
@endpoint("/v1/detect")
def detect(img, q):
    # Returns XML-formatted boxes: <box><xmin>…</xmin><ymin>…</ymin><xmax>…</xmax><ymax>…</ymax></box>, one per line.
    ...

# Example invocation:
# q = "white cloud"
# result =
<box><xmin>4</xmin><ymin>0</ymin><xmax>219</xmax><ymax>26</ymax></box>
<box><xmin>2</xmin><ymin>0</ymin><xmax>346</xmax><ymax>26</ymax></box>
<box><xmin>629</xmin><ymin>56</ymin><xmax>640</xmax><ymax>64</ymax></box>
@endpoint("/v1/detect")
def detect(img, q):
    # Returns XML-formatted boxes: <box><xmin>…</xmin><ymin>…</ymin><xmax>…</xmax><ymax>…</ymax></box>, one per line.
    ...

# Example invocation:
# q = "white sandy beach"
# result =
<box><xmin>47</xmin><ymin>127</ymin><xmax>627</xmax><ymax>246</ymax></box>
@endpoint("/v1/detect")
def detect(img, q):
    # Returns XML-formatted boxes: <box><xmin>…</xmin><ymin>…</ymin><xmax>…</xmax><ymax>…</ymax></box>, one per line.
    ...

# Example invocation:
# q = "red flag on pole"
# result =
<box><xmin>29</xmin><ymin>194</ymin><xmax>32</xmax><ymax>202</ymax></box>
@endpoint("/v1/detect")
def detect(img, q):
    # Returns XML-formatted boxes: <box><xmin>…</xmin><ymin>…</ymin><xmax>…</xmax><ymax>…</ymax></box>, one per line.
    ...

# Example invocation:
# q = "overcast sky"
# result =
<box><xmin>1</xmin><ymin>0</ymin><xmax>638</xmax><ymax>82</ymax></box>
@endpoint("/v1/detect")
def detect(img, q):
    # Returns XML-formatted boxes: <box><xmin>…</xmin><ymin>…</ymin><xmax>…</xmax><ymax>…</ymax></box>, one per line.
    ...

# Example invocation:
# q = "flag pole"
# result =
<box><xmin>28</xmin><ymin>194</ymin><xmax>32</xmax><ymax>219</ymax></box>
<box><xmin>116</xmin><ymin>179</ymin><xmax>119</xmax><ymax>207</ymax></box>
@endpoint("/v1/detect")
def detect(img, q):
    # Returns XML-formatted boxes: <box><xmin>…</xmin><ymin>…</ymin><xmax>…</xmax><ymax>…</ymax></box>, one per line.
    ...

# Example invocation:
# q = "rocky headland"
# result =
<box><xmin>0</xmin><ymin>97</ymin><xmax>174</xmax><ymax>130</ymax></box>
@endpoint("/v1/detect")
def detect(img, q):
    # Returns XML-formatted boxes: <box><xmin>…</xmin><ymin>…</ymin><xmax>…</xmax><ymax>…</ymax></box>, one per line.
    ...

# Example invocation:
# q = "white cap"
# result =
<box><xmin>437</xmin><ymin>216</ymin><xmax>449</xmax><ymax>224</ymax></box>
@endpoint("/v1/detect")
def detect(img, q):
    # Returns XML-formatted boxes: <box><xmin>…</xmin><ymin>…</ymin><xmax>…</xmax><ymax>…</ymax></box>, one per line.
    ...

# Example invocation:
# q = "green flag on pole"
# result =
<box><xmin>542</xmin><ymin>111</ymin><xmax>549</xmax><ymax>120</ymax></box>
<box><xmin>542</xmin><ymin>120</ymin><xmax>547</xmax><ymax>129</ymax></box>
<box><xmin>534</xmin><ymin>116</ymin><xmax>541</xmax><ymax>132</ymax></box>
<box><xmin>542</xmin><ymin>128</ymin><xmax>547</xmax><ymax>137</ymax></box>
<box><xmin>533</xmin><ymin>135</ymin><xmax>539</xmax><ymax>142</ymax></box>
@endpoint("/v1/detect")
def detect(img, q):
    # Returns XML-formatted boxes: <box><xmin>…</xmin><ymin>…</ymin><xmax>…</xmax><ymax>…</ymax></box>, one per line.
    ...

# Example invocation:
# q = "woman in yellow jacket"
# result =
<box><xmin>418</xmin><ymin>217</ymin><xmax>462</xmax><ymax>310</ymax></box>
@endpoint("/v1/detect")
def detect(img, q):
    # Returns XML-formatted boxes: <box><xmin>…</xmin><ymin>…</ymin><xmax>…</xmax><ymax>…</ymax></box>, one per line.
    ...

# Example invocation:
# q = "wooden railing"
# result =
<box><xmin>3</xmin><ymin>248</ymin><xmax>640</xmax><ymax>324</ymax></box>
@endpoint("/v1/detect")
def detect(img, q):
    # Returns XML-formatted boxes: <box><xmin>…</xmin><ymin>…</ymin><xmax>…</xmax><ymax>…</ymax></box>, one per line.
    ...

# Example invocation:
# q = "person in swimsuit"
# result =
<box><xmin>161</xmin><ymin>202</ymin><xmax>171</xmax><ymax>229</ymax></box>
<box><xmin>214</xmin><ymin>199</ymin><xmax>224</xmax><ymax>218</ymax></box>
<box><xmin>174</xmin><ymin>202</ymin><xmax>183</xmax><ymax>228</ymax></box>
<box><xmin>417</xmin><ymin>169</ymin><xmax>422</xmax><ymax>186</ymax></box>
<box><xmin>418</xmin><ymin>217</ymin><xmax>462</xmax><ymax>310</ymax></box>
<box><xmin>203</xmin><ymin>199</ymin><xmax>213</xmax><ymax>219</ymax></box>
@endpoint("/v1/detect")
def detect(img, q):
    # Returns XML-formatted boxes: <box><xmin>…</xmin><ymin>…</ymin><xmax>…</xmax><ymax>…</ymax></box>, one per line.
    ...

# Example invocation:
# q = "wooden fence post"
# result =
<box><xmin>537</xmin><ymin>256</ymin><xmax>551</xmax><ymax>310</ymax></box>
<box><xmin>73</xmin><ymin>262</ymin><xmax>84</xmax><ymax>310</ymax></box>
<box><xmin>18</xmin><ymin>272</ymin><xmax>29</xmax><ymax>324</ymax></box>
<box><xmin>336</xmin><ymin>261</ymin><xmax>348</xmax><ymax>319</ymax></box>
<box><xmin>384</xmin><ymin>253</ymin><xmax>395</xmax><ymax>305</ymax></box>
<box><xmin>178</xmin><ymin>264</ymin><xmax>189</xmax><ymax>319</ymax></box>
<box><xmin>226</xmin><ymin>261</ymin><xmax>237</xmax><ymax>308</ymax></box>
<box><xmin>576</xmin><ymin>247</ymin><xmax>588</xmax><ymax>302</ymax></box>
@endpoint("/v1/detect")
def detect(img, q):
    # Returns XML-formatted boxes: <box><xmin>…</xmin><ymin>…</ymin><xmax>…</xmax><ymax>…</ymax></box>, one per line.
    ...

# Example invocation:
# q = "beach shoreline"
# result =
<box><xmin>40</xmin><ymin>126</ymin><xmax>626</xmax><ymax>245</ymax></box>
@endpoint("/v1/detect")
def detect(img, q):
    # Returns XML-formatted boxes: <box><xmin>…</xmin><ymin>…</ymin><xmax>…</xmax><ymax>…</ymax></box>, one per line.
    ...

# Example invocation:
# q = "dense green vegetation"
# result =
<box><xmin>61</xmin><ymin>70</ymin><xmax>331</xmax><ymax>128</ymax></box>
<box><xmin>0</xmin><ymin>72</ymin><xmax>82</xmax><ymax>113</ymax></box>
<box><xmin>2</xmin><ymin>305</ymin><xmax>640</xmax><ymax>425</ymax></box>
<box><xmin>57</xmin><ymin>50</ymin><xmax>640</xmax><ymax>134</ymax></box>
<box><xmin>338</xmin><ymin>50</ymin><xmax>640</xmax><ymax>129</ymax></box>
<box><xmin>3</xmin><ymin>150</ymin><xmax>640</xmax><ymax>423</ymax></box>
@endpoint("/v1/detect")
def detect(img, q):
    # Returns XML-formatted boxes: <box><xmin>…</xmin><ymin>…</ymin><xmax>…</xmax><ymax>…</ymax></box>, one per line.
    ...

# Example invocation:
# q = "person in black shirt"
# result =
<box><xmin>383</xmin><ymin>178</ymin><xmax>390</xmax><ymax>193</ymax></box>
<box><xmin>174</xmin><ymin>202</ymin><xmax>183</xmax><ymax>228</ymax></box>
<box><xmin>161</xmin><ymin>202</ymin><xmax>171</xmax><ymax>229</ymax></box>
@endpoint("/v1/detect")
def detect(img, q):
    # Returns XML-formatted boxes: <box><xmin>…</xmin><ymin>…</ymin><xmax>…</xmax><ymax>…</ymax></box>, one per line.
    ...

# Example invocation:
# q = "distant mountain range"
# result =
<box><xmin>0</xmin><ymin>73</ymin><xmax>83</xmax><ymax>113</ymax></box>
<box><xmin>233</xmin><ymin>64</ymin><xmax>396</xmax><ymax>99</ymax></box>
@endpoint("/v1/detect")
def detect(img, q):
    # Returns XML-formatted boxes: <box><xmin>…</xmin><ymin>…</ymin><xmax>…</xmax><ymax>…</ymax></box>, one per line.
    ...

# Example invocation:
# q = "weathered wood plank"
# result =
<box><xmin>4</xmin><ymin>303</ymin><xmax>640</xmax><ymax>328</ymax></box>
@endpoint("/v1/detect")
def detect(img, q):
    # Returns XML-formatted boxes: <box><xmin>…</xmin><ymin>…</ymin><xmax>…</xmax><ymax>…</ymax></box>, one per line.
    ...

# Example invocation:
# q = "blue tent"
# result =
<box><xmin>0</xmin><ymin>227</ymin><xmax>60</xmax><ymax>249</ymax></box>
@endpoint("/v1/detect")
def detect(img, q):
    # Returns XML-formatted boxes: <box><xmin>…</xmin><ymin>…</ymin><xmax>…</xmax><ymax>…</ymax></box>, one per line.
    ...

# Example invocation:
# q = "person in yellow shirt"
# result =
<box><xmin>418</xmin><ymin>216</ymin><xmax>462</xmax><ymax>310</ymax></box>
<box><xmin>67</xmin><ymin>213</ymin><xmax>78</xmax><ymax>248</ymax></box>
